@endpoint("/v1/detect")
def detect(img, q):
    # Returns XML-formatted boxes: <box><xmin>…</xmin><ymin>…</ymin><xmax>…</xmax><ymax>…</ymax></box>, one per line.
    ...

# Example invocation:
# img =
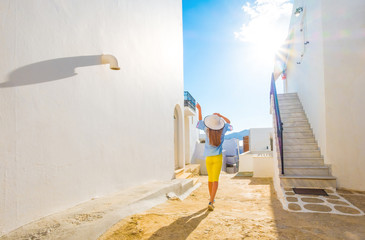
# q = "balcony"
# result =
<box><xmin>184</xmin><ymin>91</ymin><xmax>196</xmax><ymax>116</ymax></box>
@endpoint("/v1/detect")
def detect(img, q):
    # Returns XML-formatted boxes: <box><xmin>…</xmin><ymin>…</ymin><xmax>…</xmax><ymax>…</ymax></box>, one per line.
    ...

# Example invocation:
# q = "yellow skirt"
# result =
<box><xmin>205</xmin><ymin>154</ymin><xmax>223</xmax><ymax>182</ymax></box>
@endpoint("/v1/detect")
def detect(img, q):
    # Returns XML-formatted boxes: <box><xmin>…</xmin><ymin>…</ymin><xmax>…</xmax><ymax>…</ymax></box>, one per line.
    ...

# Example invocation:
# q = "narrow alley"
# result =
<box><xmin>99</xmin><ymin>174</ymin><xmax>365</xmax><ymax>240</ymax></box>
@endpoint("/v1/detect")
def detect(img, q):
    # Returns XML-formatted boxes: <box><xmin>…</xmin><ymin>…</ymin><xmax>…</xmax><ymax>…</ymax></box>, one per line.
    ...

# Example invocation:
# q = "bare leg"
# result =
<box><xmin>210</xmin><ymin>181</ymin><xmax>219</xmax><ymax>203</ymax></box>
<box><xmin>208</xmin><ymin>181</ymin><xmax>213</xmax><ymax>201</ymax></box>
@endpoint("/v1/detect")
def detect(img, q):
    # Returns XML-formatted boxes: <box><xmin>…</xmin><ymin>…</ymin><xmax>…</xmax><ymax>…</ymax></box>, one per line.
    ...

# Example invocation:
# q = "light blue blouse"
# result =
<box><xmin>197</xmin><ymin>120</ymin><xmax>233</xmax><ymax>157</ymax></box>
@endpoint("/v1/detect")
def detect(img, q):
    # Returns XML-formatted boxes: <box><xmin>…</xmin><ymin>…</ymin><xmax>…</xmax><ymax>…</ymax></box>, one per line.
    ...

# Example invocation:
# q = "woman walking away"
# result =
<box><xmin>196</xmin><ymin>103</ymin><xmax>232</xmax><ymax>211</ymax></box>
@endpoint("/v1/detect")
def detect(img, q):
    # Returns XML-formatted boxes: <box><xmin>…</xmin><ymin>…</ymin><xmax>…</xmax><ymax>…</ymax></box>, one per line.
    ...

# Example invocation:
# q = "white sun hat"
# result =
<box><xmin>204</xmin><ymin>115</ymin><xmax>225</xmax><ymax>130</ymax></box>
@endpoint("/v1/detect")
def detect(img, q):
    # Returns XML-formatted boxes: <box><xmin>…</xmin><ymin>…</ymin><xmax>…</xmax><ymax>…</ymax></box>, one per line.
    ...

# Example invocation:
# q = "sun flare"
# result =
<box><xmin>234</xmin><ymin>0</ymin><xmax>293</xmax><ymax>60</ymax></box>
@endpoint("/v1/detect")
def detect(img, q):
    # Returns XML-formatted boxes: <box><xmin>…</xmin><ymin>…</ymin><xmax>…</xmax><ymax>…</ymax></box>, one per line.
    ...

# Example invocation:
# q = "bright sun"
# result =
<box><xmin>253</xmin><ymin>32</ymin><xmax>285</xmax><ymax>61</ymax></box>
<box><xmin>234</xmin><ymin>0</ymin><xmax>293</xmax><ymax>62</ymax></box>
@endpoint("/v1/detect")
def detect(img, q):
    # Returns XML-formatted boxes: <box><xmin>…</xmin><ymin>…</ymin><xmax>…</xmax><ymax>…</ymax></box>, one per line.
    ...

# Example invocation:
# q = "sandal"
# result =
<box><xmin>208</xmin><ymin>202</ymin><xmax>215</xmax><ymax>211</ymax></box>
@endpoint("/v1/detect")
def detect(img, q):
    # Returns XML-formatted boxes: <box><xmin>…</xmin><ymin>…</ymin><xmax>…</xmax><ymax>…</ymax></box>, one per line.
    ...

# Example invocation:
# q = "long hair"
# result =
<box><xmin>208</xmin><ymin>128</ymin><xmax>223</xmax><ymax>147</ymax></box>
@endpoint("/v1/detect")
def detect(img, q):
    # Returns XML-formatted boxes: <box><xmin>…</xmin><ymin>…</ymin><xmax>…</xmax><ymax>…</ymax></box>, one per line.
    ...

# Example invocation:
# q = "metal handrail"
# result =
<box><xmin>270</xmin><ymin>73</ymin><xmax>284</xmax><ymax>174</ymax></box>
<box><xmin>184</xmin><ymin>91</ymin><xmax>196</xmax><ymax>111</ymax></box>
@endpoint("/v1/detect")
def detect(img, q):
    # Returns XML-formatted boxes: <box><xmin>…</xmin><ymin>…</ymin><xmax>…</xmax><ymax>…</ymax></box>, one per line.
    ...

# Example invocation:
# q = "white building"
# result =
<box><xmin>278</xmin><ymin>0</ymin><xmax>365</xmax><ymax>191</ymax></box>
<box><xmin>183</xmin><ymin>91</ymin><xmax>200</xmax><ymax>166</ymax></box>
<box><xmin>239</xmin><ymin>128</ymin><xmax>274</xmax><ymax>177</ymax></box>
<box><xmin>0</xmin><ymin>0</ymin><xmax>184</xmax><ymax>235</ymax></box>
<box><xmin>249</xmin><ymin>128</ymin><xmax>273</xmax><ymax>152</ymax></box>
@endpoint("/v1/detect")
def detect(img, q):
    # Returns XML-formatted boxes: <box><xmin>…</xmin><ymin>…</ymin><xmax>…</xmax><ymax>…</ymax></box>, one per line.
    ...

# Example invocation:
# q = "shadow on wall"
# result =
<box><xmin>1</xmin><ymin>55</ymin><xmax>103</xmax><ymax>88</ymax></box>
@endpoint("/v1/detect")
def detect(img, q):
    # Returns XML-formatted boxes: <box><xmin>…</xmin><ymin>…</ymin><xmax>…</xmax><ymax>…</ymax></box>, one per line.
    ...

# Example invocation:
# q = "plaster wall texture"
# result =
<box><xmin>238</xmin><ymin>152</ymin><xmax>273</xmax><ymax>177</ymax></box>
<box><xmin>286</xmin><ymin>0</ymin><xmax>365</xmax><ymax>190</ymax></box>
<box><xmin>321</xmin><ymin>0</ymin><xmax>365</xmax><ymax>190</ymax></box>
<box><xmin>0</xmin><ymin>0</ymin><xmax>183</xmax><ymax>235</ymax></box>
<box><xmin>190</xmin><ymin>116</ymin><xmax>199</xmax><ymax>162</ymax></box>
<box><xmin>192</xmin><ymin>142</ymin><xmax>205</xmax><ymax>164</ymax></box>
<box><xmin>184</xmin><ymin>114</ymin><xmax>199</xmax><ymax>164</ymax></box>
<box><xmin>252</xmin><ymin>157</ymin><xmax>274</xmax><ymax>177</ymax></box>
<box><xmin>239</xmin><ymin>152</ymin><xmax>254</xmax><ymax>172</ymax></box>
<box><xmin>286</xmin><ymin>0</ymin><xmax>327</xmax><ymax>158</ymax></box>
<box><xmin>249</xmin><ymin>128</ymin><xmax>273</xmax><ymax>152</ymax></box>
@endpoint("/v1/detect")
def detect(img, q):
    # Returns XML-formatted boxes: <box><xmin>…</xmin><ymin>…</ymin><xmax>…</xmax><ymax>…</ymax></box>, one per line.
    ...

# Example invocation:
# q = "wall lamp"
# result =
<box><xmin>295</xmin><ymin>7</ymin><xmax>303</xmax><ymax>17</ymax></box>
<box><xmin>101</xmin><ymin>54</ymin><xmax>120</xmax><ymax>70</ymax></box>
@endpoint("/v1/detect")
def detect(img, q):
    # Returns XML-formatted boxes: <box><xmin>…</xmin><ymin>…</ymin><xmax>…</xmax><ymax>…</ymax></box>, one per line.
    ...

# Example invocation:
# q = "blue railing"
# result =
<box><xmin>184</xmin><ymin>91</ymin><xmax>196</xmax><ymax>111</ymax></box>
<box><xmin>270</xmin><ymin>73</ymin><xmax>284</xmax><ymax>174</ymax></box>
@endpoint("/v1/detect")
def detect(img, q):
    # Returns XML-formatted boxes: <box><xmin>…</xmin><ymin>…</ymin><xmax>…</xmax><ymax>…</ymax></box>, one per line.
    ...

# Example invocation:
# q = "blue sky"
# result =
<box><xmin>183</xmin><ymin>0</ymin><xmax>292</xmax><ymax>131</ymax></box>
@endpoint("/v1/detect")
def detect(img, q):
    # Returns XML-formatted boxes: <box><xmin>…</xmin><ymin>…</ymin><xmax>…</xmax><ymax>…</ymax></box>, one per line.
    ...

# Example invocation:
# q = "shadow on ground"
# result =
<box><xmin>98</xmin><ymin>174</ymin><xmax>365</xmax><ymax>240</ymax></box>
<box><xmin>148</xmin><ymin>208</ymin><xmax>210</xmax><ymax>240</ymax></box>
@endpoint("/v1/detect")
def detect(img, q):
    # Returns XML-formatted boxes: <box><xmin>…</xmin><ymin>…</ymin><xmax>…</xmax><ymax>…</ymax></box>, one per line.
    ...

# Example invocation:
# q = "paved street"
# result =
<box><xmin>99</xmin><ymin>173</ymin><xmax>365</xmax><ymax>240</ymax></box>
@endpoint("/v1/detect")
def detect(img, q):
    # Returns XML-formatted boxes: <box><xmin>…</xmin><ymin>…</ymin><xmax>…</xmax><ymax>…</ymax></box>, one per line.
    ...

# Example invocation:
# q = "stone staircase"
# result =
<box><xmin>277</xmin><ymin>93</ymin><xmax>337</xmax><ymax>188</ymax></box>
<box><xmin>175</xmin><ymin>164</ymin><xmax>200</xmax><ymax>185</ymax></box>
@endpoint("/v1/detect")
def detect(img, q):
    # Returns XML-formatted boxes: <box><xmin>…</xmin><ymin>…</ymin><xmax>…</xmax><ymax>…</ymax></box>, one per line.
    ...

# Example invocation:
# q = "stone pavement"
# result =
<box><xmin>281</xmin><ymin>187</ymin><xmax>364</xmax><ymax>216</ymax></box>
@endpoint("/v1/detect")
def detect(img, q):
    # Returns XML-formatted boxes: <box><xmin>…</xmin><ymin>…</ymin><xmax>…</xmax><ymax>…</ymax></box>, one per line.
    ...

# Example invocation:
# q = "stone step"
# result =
<box><xmin>281</xmin><ymin>117</ymin><xmax>308</xmax><ymax>123</ymax></box>
<box><xmin>282</xmin><ymin>121</ymin><xmax>310</xmax><ymax>128</ymax></box>
<box><xmin>279</xmin><ymin>104</ymin><xmax>304</xmax><ymax>110</ymax></box>
<box><xmin>284</xmin><ymin>138</ymin><xmax>316</xmax><ymax>144</ymax></box>
<box><xmin>192</xmin><ymin>177</ymin><xmax>199</xmax><ymax>185</ymax></box>
<box><xmin>280</xmin><ymin>108</ymin><xmax>304</xmax><ymax>114</ymax></box>
<box><xmin>284</xmin><ymin>166</ymin><xmax>330</xmax><ymax>176</ymax></box>
<box><xmin>278</xmin><ymin>98</ymin><xmax>301</xmax><ymax>103</ymax></box>
<box><xmin>184</xmin><ymin>164</ymin><xmax>200</xmax><ymax>177</ymax></box>
<box><xmin>284</xmin><ymin>150</ymin><xmax>321</xmax><ymax>158</ymax></box>
<box><xmin>280</xmin><ymin>175</ymin><xmax>337</xmax><ymax>188</ymax></box>
<box><xmin>283</xmin><ymin>127</ymin><xmax>312</xmax><ymax>133</ymax></box>
<box><xmin>180</xmin><ymin>179</ymin><xmax>195</xmax><ymax>194</ymax></box>
<box><xmin>283</xmin><ymin>157</ymin><xmax>324</xmax><ymax>166</ymax></box>
<box><xmin>281</xmin><ymin>114</ymin><xmax>307</xmax><ymax>120</ymax></box>
<box><xmin>284</xmin><ymin>132</ymin><xmax>314</xmax><ymax>139</ymax></box>
<box><xmin>174</xmin><ymin>168</ymin><xmax>184</xmax><ymax>178</ymax></box>
<box><xmin>277</xmin><ymin>95</ymin><xmax>299</xmax><ymax>100</ymax></box>
<box><xmin>281</xmin><ymin>112</ymin><xmax>307</xmax><ymax>118</ymax></box>
<box><xmin>278</xmin><ymin>100</ymin><xmax>301</xmax><ymax>106</ymax></box>
<box><xmin>279</xmin><ymin>103</ymin><xmax>302</xmax><ymax>109</ymax></box>
<box><xmin>278</xmin><ymin>99</ymin><xmax>299</xmax><ymax>103</ymax></box>
<box><xmin>176</xmin><ymin>172</ymin><xmax>193</xmax><ymax>179</ymax></box>
<box><xmin>278</xmin><ymin>95</ymin><xmax>299</xmax><ymax>100</ymax></box>
<box><xmin>278</xmin><ymin>93</ymin><xmax>298</xmax><ymax>97</ymax></box>
<box><xmin>284</xmin><ymin>143</ymin><xmax>318</xmax><ymax>150</ymax></box>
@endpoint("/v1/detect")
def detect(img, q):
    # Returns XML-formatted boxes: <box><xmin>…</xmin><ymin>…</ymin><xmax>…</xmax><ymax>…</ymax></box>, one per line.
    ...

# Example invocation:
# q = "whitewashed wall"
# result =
<box><xmin>0</xmin><ymin>0</ymin><xmax>183</xmax><ymax>235</ymax></box>
<box><xmin>249</xmin><ymin>128</ymin><xmax>273</xmax><ymax>152</ymax></box>
<box><xmin>184</xmin><ymin>114</ymin><xmax>199</xmax><ymax>164</ymax></box>
<box><xmin>286</xmin><ymin>0</ymin><xmax>365</xmax><ymax>190</ymax></box>
<box><xmin>321</xmin><ymin>0</ymin><xmax>365</xmax><ymax>191</ymax></box>
<box><xmin>286</xmin><ymin>0</ymin><xmax>327</xmax><ymax>158</ymax></box>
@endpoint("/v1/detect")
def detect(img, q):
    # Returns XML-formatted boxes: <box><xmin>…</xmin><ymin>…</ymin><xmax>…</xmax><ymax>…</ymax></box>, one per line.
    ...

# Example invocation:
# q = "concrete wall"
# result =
<box><xmin>321</xmin><ymin>0</ymin><xmax>365</xmax><ymax>190</ymax></box>
<box><xmin>286</xmin><ymin>0</ymin><xmax>365</xmax><ymax>190</ymax></box>
<box><xmin>0</xmin><ymin>0</ymin><xmax>183</xmax><ymax>235</ymax></box>
<box><xmin>249</xmin><ymin>128</ymin><xmax>273</xmax><ymax>152</ymax></box>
